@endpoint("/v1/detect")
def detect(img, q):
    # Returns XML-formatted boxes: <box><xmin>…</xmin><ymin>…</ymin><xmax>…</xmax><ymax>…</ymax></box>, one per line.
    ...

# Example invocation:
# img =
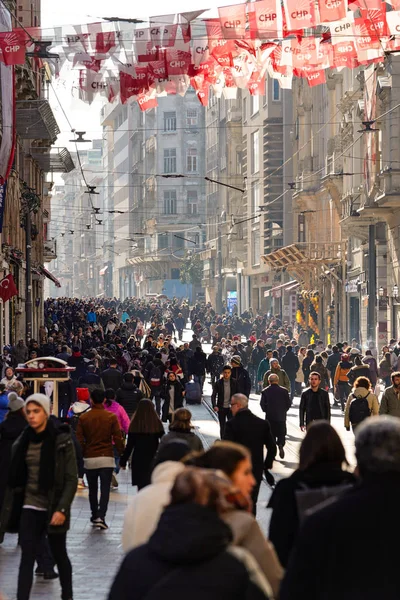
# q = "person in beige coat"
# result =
<box><xmin>344</xmin><ymin>376</ymin><xmax>379</xmax><ymax>432</ymax></box>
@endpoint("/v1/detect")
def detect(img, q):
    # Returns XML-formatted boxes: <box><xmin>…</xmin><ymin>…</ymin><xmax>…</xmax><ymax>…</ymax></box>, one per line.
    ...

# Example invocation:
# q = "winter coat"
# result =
<box><xmin>344</xmin><ymin>387</ymin><xmax>379</xmax><ymax>430</ymax></box>
<box><xmin>68</xmin><ymin>352</ymin><xmax>87</xmax><ymax>380</ymax></box>
<box><xmin>347</xmin><ymin>364</ymin><xmax>371</xmax><ymax>386</ymax></box>
<box><xmin>122</xmin><ymin>461</ymin><xmax>186</xmax><ymax>552</ymax></box>
<box><xmin>78</xmin><ymin>372</ymin><xmax>105</xmax><ymax>394</ymax></box>
<box><xmin>211</xmin><ymin>378</ymin><xmax>238</xmax><ymax>410</ymax></box>
<box><xmin>263</xmin><ymin>368</ymin><xmax>290</xmax><ymax>392</ymax></box>
<box><xmin>161</xmin><ymin>380</ymin><xmax>185</xmax><ymax>420</ymax></box>
<box><xmin>301</xmin><ymin>356</ymin><xmax>314</xmax><ymax>383</ymax></box>
<box><xmin>0</xmin><ymin>421</ymin><xmax>78</xmax><ymax>535</ymax></box>
<box><xmin>295</xmin><ymin>354</ymin><xmax>304</xmax><ymax>384</ymax></box>
<box><xmin>0</xmin><ymin>391</ymin><xmax>8</xmax><ymax>423</ymax></box>
<box><xmin>101</xmin><ymin>366</ymin><xmax>124</xmax><ymax>391</ymax></box>
<box><xmin>224</xmin><ymin>409</ymin><xmax>276</xmax><ymax>478</ymax></box>
<box><xmin>279</xmin><ymin>475</ymin><xmax>400</xmax><ymax>600</ymax></box>
<box><xmin>188</xmin><ymin>349</ymin><xmax>207</xmax><ymax>376</ymax></box>
<box><xmin>158</xmin><ymin>430</ymin><xmax>203</xmax><ymax>452</ymax></box>
<box><xmin>333</xmin><ymin>361</ymin><xmax>352</xmax><ymax>385</ymax></box>
<box><xmin>251</xmin><ymin>346</ymin><xmax>266</xmax><ymax>369</ymax></box>
<box><xmin>110</xmin><ymin>503</ymin><xmax>272</xmax><ymax>600</ymax></box>
<box><xmin>257</xmin><ymin>358</ymin><xmax>270</xmax><ymax>384</ymax></box>
<box><xmin>299</xmin><ymin>388</ymin><xmax>331</xmax><ymax>428</ymax></box>
<box><xmin>260</xmin><ymin>384</ymin><xmax>291</xmax><ymax>422</ymax></box>
<box><xmin>120</xmin><ymin>431</ymin><xmax>164</xmax><ymax>488</ymax></box>
<box><xmin>116</xmin><ymin>382</ymin><xmax>144</xmax><ymax>418</ymax></box>
<box><xmin>105</xmin><ymin>400</ymin><xmax>131</xmax><ymax>434</ymax></box>
<box><xmin>379</xmin><ymin>357</ymin><xmax>392</xmax><ymax>380</ymax></box>
<box><xmin>76</xmin><ymin>403</ymin><xmax>125</xmax><ymax>460</ymax></box>
<box><xmin>362</xmin><ymin>356</ymin><xmax>378</xmax><ymax>386</ymax></box>
<box><xmin>379</xmin><ymin>385</ymin><xmax>400</xmax><ymax>418</ymax></box>
<box><xmin>231</xmin><ymin>365</ymin><xmax>252</xmax><ymax>397</ymax></box>
<box><xmin>268</xmin><ymin>463</ymin><xmax>356</xmax><ymax>568</ymax></box>
<box><xmin>0</xmin><ymin>411</ymin><xmax>27</xmax><ymax>512</ymax></box>
<box><xmin>206</xmin><ymin>353</ymin><xmax>225</xmax><ymax>377</ymax></box>
<box><xmin>282</xmin><ymin>351</ymin><xmax>300</xmax><ymax>378</ymax></box>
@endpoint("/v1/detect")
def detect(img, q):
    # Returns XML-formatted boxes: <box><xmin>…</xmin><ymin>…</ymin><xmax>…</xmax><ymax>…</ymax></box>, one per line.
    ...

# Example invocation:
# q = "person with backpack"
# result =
<box><xmin>333</xmin><ymin>353</ymin><xmax>352</xmax><ymax>411</ymax></box>
<box><xmin>145</xmin><ymin>354</ymin><xmax>165</xmax><ymax>417</ymax></box>
<box><xmin>115</xmin><ymin>373</ymin><xmax>144</xmax><ymax>419</ymax></box>
<box><xmin>268</xmin><ymin>421</ymin><xmax>355</xmax><ymax>567</ymax></box>
<box><xmin>344</xmin><ymin>376</ymin><xmax>379</xmax><ymax>433</ymax></box>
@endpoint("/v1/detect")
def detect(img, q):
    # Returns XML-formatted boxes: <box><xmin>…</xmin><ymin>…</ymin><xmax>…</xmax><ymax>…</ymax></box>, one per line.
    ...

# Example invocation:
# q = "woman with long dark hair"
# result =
<box><xmin>268</xmin><ymin>421</ymin><xmax>355</xmax><ymax>568</ymax></box>
<box><xmin>120</xmin><ymin>400</ymin><xmax>164</xmax><ymax>490</ymax></box>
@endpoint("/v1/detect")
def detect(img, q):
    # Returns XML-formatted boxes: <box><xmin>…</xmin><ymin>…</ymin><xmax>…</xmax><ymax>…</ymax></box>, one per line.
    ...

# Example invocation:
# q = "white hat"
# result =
<box><xmin>25</xmin><ymin>393</ymin><xmax>50</xmax><ymax>416</ymax></box>
<box><xmin>8</xmin><ymin>391</ymin><xmax>25</xmax><ymax>412</ymax></box>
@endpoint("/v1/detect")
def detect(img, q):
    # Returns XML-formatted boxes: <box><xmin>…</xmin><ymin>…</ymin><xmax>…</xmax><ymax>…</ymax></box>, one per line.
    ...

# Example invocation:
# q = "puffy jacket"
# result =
<box><xmin>344</xmin><ymin>387</ymin><xmax>379</xmax><ymax>429</ymax></box>
<box><xmin>263</xmin><ymin>368</ymin><xmax>290</xmax><ymax>392</ymax></box>
<box><xmin>101</xmin><ymin>367</ymin><xmax>123</xmax><ymax>392</ymax></box>
<box><xmin>116</xmin><ymin>382</ymin><xmax>144</xmax><ymax>418</ymax></box>
<box><xmin>231</xmin><ymin>366</ymin><xmax>252</xmax><ymax>397</ymax></box>
<box><xmin>206</xmin><ymin>352</ymin><xmax>225</xmax><ymax>376</ymax></box>
<box><xmin>334</xmin><ymin>361</ymin><xmax>352</xmax><ymax>385</ymax></box>
<box><xmin>110</xmin><ymin>503</ymin><xmax>272</xmax><ymax>600</ymax></box>
<box><xmin>105</xmin><ymin>400</ymin><xmax>131</xmax><ymax>434</ymax></box>
<box><xmin>347</xmin><ymin>364</ymin><xmax>371</xmax><ymax>386</ymax></box>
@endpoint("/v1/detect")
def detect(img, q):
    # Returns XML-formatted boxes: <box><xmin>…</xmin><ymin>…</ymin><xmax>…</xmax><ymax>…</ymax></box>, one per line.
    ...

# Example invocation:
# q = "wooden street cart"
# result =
<box><xmin>16</xmin><ymin>357</ymin><xmax>75</xmax><ymax>416</ymax></box>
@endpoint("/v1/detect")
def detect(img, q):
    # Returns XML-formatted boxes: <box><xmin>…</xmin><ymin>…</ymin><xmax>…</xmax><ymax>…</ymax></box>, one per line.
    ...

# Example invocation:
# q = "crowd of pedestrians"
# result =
<box><xmin>1</xmin><ymin>297</ymin><xmax>400</xmax><ymax>599</ymax></box>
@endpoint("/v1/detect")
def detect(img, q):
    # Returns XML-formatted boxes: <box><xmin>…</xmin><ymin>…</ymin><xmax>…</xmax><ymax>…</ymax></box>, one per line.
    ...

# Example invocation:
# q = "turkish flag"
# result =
<box><xmin>0</xmin><ymin>274</ymin><xmax>18</xmax><ymax>302</ymax></box>
<box><xmin>0</xmin><ymin>31</ymin><xmax>27</xmax><ymax>66</ymax></box>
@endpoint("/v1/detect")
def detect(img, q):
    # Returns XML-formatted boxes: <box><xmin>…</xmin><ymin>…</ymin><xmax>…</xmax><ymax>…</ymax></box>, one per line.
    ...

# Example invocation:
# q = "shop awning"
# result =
<box><xmin>99</xmin><ymin>266</ymin><xmax>108</xmax><ymax>276</ymax></box>
<box><xmin>40</xmin><ymin>266</ymin><xmax>61</xmax><ymax>288</ymax></box>
<box><xmin>264</xmin><ymin>280</ymin><xmax>299</xmax><ymax>298</ymax></box>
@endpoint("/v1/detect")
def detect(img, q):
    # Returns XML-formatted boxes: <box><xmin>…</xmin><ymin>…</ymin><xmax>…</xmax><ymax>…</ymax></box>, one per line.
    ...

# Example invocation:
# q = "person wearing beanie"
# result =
<box><xmin>0</xmin><ymin>393</ymin><xmax>77</xmax><ymax>600</ymax></box>
<box><xmin>230</xmin><ymin>356</ymin><xmax>252</xmax><ymax>397</ymax></box>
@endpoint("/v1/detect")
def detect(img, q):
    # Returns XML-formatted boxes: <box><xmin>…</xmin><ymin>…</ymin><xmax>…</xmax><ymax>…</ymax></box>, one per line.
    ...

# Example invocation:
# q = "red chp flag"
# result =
<box><xmin>0</xmin><ymin>31</ymin><xmax>27</xmax><ymax>66</ymax></box>
<box><xmin>218</xmin><ymin>3</ymin><xmax>247</xmax><ymax>39</ymax></box>
<box><xmin>0</xmin><ymin>274</ymin><xmax>18</xmax><ymax>302</ymax></box>
<box><xmin>253</xmin><ymin>0</ymin><xmax>283</xmax><ymax>39</ymax></box>
<box><xmin>318</xmin><ymin>0</ymin><xmax>347</xmax><ymax>23</ymax></box>
<box><xmin>284</xmin><ymin>0</ymin><xmax>316</xmax><ymax>31</ymax></box>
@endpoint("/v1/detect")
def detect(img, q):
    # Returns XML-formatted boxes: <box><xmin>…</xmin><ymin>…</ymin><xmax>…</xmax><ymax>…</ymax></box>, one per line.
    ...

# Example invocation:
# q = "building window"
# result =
<box><xmin>251</xmin><ymin>181</ymin><xmax>260</xmax><ymax>216</ymax></box>
<box><xmin>187</xmin><ymin>190</ymin><xmax>198</xmax><ymax>215</ymax></box>
<box><xmin>236</xmin><ymin>151</ymin><xmax>242</xmax><ymax>175</ymax></box>
<box><xmin>273</xmin><ymin>79</ymin><xmax>281</xmax><ymax>101</ymax></box>
<box><xmin>173</xmin><ymin>234</ymin><xmax>185</xmax><ymax>249</ymax></box>
<box><xmin>186</xmin><ymin>109</ymin><xmax>198</xmax><ymax>126</ymax></box>
<box><xmin>251</xmin><ymin>94</ymin><xmax>259</xmax><ymax>116</ymax></box>
<box><xmin>252</xmin><ymin>231</ymin><xmax>261</xmax><ymax>266</ymax></box>
<box><xmin>164</xmin><ymin>148</ymin><xmax>176</xmax><ymax>173</ymax></box>
<box><xmin>243</xmin><ymin>96</ymin><xmax>247</xmax><ymax>122</ymax></box>
<box><xmin>187</xmin><ymin>147</ymin><xmax>198</xmax><ymax>172</ymax></box>
<box><xmin>163</xmin><ymin>111</ymin><xmax>176</xmax><ymax>132</ymax></box>
<box><xmin>251</xmin><ymin>130</ymin><xmax>259</xmax><ymax>174</ymax></box>
<box><xmin>158</xmin><ymin>233</ymin><xmax>169</xmax><ymax>250</ymax></box>
<box><xmin>164</xmin><ymin>190</ymin><xmax>177</xmax><ymax>214</ymax></box>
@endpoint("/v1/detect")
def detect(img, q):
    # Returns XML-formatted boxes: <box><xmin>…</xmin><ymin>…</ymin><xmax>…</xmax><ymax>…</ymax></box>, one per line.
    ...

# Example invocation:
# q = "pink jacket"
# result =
<box><xmin>105</xmin><ymin>400</ymin><xmax>130</xmax><ymax>434</ymax></box>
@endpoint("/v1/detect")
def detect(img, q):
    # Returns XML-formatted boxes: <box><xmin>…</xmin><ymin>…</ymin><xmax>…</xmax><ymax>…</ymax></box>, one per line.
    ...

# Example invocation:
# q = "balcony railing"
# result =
<box><xmin>16</xmin><ymin>100</ymin><xmax>60</xmax><ymax>143</ymax></box>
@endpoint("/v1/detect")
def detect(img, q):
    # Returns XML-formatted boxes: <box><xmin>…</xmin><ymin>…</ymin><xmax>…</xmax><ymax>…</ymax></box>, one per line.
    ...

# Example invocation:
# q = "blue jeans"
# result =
<box><xmin>113</xmin><ymin>446</ymin><xmax>120</xmax><ymax>474</ymax></box>
<box><xmin>194</xmin><ymin>374</ymin><xmax>205</xmax><ymax>392</ymax></box>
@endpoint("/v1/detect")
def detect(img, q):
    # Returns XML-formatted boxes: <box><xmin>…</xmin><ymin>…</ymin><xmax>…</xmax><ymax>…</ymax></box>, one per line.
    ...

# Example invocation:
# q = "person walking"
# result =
<box><xmin>0</xmin><ymin>393</ymin><xmax>77</xmax><ymax>600</ymax></box>
<box><xmin>281</xmin><ymin>346</ymin><xmax>300</xmax><ymax>401</ymax></box>
<box><xmin>301</xmin><ymin>349</ymin><xmax>314</xmax><ymax>387</ymax></box>
<box><xmin>250</xmin><ymin>340</ymin><xmax>266</xmax><ymax>392</ymax></box>
<box><xmin>379</xmin><ymin>371</ymin><xmax>400</xmax><ymax>417</ymax></box>
<box><xmin>109</xmin><ymin>469</ymin><xmax>272</xmax><ymax>600</ymax></box>
<box><xmin>295</xmin><ymin>348</ymin><xmax>306</xmax><ymax>396</ymax></box>
<box><xmin>188</xmin><ymin>346</ymin><xmax>207</xmax><ymax>392</ymax></box>
<box><xmin>76</xmin><ymin>389</ymin><xmax>124</xmax><ymax>530</ymax></box>
<box><xmin>224</xmin><ymin>394</ymin><xmax>276</xmax><ymax>511</ymax></box>
<box><xmin>260</xmin><ymin>374</ymin><xmax>291</xmax><ymax>459</ymax></box>
<box><xmin>333</xmin><ymin>353</ymin><xmax>352</xmax><ymax>411</ymax></box>
<box><xmin>115</xmin><ymin>372</ymin><xmax>144</xmax><ymax>418</ymax></box>
<box><xmin>101</xmin><ymin>358</ymin><xmax>123</xmax><ymax>392</ymax></box>
<box><xmin>379</xmin><ymin>352</ymin><xmax>393</xmax><ymax>388</ymax></box>
<box><xmin>268</xmin><ymin>421</ymin><xmax>355</xmax><ymax>568</ymax></box>
<box><xmin>206</xmin><ymin>346</ymin><xmax>225</xmax><ymax>386</ymax></box>
<box><xmin>263</xmin><ymin>358</ymin><xmax>290</xmax><ymax>392</ymax></box>
<box><xmin>309</xmin><ymin>355</ymin><xmax>330</xmax><ymax>390</ymax></box>
<box><xmin>78</xmin><ymin>364</ymin><xmax>105</xmax><ymax>395</ymax></box>
<box><xmin>344</xmin><ymin>376</ymin><xmax>379</xmax><ymax>433</ymax></box>
<box><xmin>230</xmin><ymin>356</ymin><xmax>252</xmax><ymax>397</ymax></box>
<box><xmin>211</xmin><ymin>365</ymin><xmax>238</xmax><ymax>438</ymax></box>
<box><xmin>326</xmin><ymin>346</ymin><xmax>341</xmax><ymax>388</ymax></box>
<box><xmin>119</xmin><ymin>399</ymin><xmax>164</xmax><ymax>490</ymax></box>
<box><xmin>161</xmin><ymin>371</ymin><xmax>185</xmax><ymax>423</ymax></box>
<box><xmin>299</xmin><ymin>372</ymin><xmax>331</xmax><ymax>431</ymax></box>
<box><xmin>279</xmin><ymin>418</ymin><xmax>400</xmax><ymax>600</ymax></box>
<box><xmin>257</xmin><ymin>349</ymin><xmax>273</xmax><ymax>391</ymax></box>
<box><xmin>158</xmin><ymin>408</ymin><xmax>203</xmax><ymax>452</ymax></box>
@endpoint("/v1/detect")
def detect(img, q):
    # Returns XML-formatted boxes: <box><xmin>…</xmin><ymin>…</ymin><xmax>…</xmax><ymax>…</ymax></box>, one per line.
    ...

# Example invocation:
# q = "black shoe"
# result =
<box><xmin>96</xmin><ymin>518</ymin><xmax>108</xmax><ymax>530</ymax></box>
<box><xmin>44</xmin><ymin>571</ymin><xmax>59</xmax><ymax>580</ymax></box>
<box><xmin>265</xmin><ymin>471</ymin><xmax>276</xmax><ymax>488</ymax></box>
<box><xmin>279</xmin><ymin>445</ymin><xmax>285</xmax><ymax>459</ymax></box>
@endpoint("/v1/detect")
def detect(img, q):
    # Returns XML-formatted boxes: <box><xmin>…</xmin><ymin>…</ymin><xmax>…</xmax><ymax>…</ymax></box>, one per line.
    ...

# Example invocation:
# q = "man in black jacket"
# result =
<box><xmin>101</xmin><ymin>358</ymin><xmax>123</xmax><ymax>392</ymax></box>
<box><xmin>224</xmin><ymin>394</ymin><xmax>276</xmax><ymax>513</ymax></box>
<box><xmin>299</xmin><ymin>372</ymin><xmax>331</xmax><ymax>430</ymax></box>
<box><xmin>280</xmin><ymin>417</ymin><xmax>400</xmax><ymax>600</ymax></box>
<box><xmin>115</xmin><ymin>372</ymin><xmax>144</xmax><ymax>418</ymax></box>
<box><xmin>260</xmin><ymin>374</ymin><xmax>291</xmax><ymax>459</ymax></box>
<box><xmin>281</xmin><ymin>346</ymin><xmax>300</xmax><ymax>401</ymax></box>
<box><xmin>211</xmin><ymin>366</ymin><xmax>238</xmax><ymax>438</ymax></box>
<box><xmin>230</xmin><ymin>355</ymin><xmax>251</xmax><ymax>397</ymax></box>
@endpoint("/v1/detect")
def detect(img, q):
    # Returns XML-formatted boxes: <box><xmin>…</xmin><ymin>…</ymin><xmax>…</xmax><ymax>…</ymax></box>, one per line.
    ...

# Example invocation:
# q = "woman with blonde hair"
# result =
<box><xmin>344</xmin><ymin>375</ymin><xmax>379</xmax><ymax>433</ymax></box>
<box><xmin>110</xmin><ymin>468</ymin><xmax>272</xmax><ymax>600</ymax></box>
<box><xmin>158</xmin><ymin>408</ymin><xmax>203</xmax><ymax>452</ymax></box>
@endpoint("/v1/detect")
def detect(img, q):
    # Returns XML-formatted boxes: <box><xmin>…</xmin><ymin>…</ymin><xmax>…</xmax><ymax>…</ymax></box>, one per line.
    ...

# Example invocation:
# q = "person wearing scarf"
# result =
<box><xmin>0</xmin><ymin>393</ymin><xmax>77</xmax><ymax>600</ymax></box>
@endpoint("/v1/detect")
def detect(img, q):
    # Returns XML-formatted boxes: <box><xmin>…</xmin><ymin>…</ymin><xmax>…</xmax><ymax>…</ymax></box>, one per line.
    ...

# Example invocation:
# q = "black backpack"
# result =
<box><xmin>349</xmin><ymin>392</ymin><xmax>371</xmax><ymax>425</ymax></box>
<box><xmin>149</xmin><ymin>365</ymin><xmax>162</xmax><ymax>387</ymax></box>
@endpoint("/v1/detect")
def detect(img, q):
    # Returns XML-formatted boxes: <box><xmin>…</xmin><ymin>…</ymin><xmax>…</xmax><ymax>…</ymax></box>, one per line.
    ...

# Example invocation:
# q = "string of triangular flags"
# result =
<box><xmin>2</xmin><ymin>0</ymin><xmax>399</xmax><ymax>109</ymax></box>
